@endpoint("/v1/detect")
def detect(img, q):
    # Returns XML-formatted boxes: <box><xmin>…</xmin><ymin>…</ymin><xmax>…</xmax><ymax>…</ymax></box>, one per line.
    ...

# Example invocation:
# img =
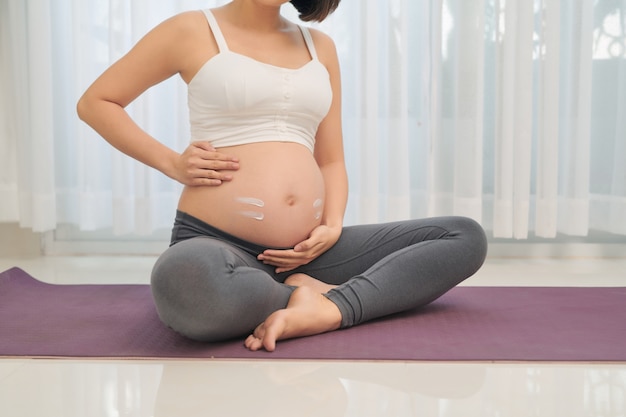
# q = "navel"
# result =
<box><xmin>285</xmin><ymin>194</ymin><xmax>297</xmax><ymax>207</ymax></box>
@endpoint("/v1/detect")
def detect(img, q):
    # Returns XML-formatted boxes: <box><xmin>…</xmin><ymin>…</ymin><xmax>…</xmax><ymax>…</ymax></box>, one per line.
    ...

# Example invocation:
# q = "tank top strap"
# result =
<box><xmin>299</xmin><ymin>26</ymin><xmax>318</xmax><ymax>60</ymax></box>
<box><xmin>202</xmin><ymin>9</ymin><xmax>229</xmax><ymax>52</ymax></box>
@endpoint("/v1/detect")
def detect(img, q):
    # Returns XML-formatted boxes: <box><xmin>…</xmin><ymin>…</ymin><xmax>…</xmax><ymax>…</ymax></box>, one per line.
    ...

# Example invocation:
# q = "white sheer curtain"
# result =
<box><xmin>1</xmin><ymin>0</ymin><xmax>625</xmax><ymax>239</ymax></box>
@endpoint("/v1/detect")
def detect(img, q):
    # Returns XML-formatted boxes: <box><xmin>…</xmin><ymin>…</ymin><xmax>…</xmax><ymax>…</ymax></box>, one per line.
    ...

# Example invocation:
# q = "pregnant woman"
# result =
<box><xmin>77</xmin><ymin>0</ymin><xmax>488</xmax><ymax>352</ymax></box>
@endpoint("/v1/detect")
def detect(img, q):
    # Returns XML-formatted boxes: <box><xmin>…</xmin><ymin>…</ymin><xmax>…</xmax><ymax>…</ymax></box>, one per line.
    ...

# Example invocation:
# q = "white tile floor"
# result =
<box><xmin>1</xmin><ymin>256</ymin><xmax>625</xmax><ymax>417</ymax></box>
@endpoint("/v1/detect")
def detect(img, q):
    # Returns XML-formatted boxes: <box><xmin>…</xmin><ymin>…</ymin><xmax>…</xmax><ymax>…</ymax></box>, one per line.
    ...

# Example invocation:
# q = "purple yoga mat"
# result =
<box><xmin>1</xmin><ymin>267</ymin><xmax>625</xmax><ymax>361</ymax></box>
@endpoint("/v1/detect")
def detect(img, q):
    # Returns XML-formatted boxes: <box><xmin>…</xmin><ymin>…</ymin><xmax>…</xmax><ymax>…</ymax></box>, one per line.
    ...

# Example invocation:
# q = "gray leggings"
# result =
<box><xmin>151</xmin><ymin>211</ymin><xmax>488</xmax><ymax>342</ymax></box>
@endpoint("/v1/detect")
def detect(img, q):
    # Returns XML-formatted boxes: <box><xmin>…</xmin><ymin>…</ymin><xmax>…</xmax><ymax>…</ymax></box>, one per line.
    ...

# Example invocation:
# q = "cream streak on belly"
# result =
<box><xmin>236</xmin><ymin>197</ymin><xmax>266</xmax><ymax>221</ymax></box>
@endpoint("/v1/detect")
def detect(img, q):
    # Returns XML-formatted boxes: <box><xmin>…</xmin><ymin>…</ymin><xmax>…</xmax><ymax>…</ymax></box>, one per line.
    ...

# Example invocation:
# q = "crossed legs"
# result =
<box><xmin>151</xmin><ymin>216</ymin><xmax>487</xmax><ymax>351</ymax></box>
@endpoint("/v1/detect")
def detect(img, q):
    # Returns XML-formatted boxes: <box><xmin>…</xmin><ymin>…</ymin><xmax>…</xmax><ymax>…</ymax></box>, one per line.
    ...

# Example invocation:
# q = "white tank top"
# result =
<box><xmin>187</xmin><ymin>9</ymin><xmax>333</xmax><ymax>153</ymax></box>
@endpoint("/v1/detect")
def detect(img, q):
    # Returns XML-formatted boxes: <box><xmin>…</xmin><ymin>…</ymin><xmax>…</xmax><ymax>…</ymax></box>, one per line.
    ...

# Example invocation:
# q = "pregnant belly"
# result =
<box><xmin>177</xmin><ymin>142</ymin><xmax>325</xmax><ymax>248</ymax></box>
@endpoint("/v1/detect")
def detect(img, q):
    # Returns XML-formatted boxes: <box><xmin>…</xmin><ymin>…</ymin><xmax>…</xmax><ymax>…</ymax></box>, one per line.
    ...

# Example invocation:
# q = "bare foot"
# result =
<box><xmin>284</xmin><ymin>273</ymin><xmax>337</xmax><ymax>294</ymax></box>
<box><xmin>244</xmin><ymin>286</ymin><xmax>342</xmax><ymax>352</ymax></box>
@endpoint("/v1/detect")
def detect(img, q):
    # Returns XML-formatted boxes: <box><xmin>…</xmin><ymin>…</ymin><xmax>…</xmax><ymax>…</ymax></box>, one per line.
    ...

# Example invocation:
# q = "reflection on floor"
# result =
<box><xmin>1</xmin><ymin>256</ymin><xmax>625</xmax><ymax>417</ymax></box>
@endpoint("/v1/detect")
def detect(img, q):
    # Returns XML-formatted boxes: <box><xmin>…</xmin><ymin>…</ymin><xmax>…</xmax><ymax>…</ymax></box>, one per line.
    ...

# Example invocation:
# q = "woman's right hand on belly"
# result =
<box><xmin>173</xmin><ymin>141</ymin><xmax>240</xmax><ymax>186</ymax></box>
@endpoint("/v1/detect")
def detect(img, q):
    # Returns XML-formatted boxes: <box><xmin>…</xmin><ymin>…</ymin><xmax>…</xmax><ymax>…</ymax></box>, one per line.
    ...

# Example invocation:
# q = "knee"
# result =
<box><xmin>453</xmin><ymin>216</ymin><xmax>488</xmax><ymax>270</ymax></box>
<box><xmin>150</xmin><ymin>239</ymin><xmax>240</xmax><ymax>342</ymax></box>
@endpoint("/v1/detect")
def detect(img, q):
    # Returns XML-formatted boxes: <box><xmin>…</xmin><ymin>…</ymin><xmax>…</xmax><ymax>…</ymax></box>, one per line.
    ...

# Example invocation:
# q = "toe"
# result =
<box><xmin>244</xmin><ymin>334</ymin><xmax>262</xmax><ymax>351</ymax></box>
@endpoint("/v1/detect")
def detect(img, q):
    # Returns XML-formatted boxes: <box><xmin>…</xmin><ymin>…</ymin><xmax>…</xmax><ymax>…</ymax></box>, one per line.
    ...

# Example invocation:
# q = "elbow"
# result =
<box><xmin>76</xmin><ymin>93</ymin><xmax>90</xmax><ymax>123</ymax></box>
<box><xmin>76</xmin><ymin>90</ymin><xmax>102</xmax><ymax>124</ymax></box>
<box><xmin>76</xmin><ymin>92</ymin><xmax>124</xmax><ymax>125</ymax></box>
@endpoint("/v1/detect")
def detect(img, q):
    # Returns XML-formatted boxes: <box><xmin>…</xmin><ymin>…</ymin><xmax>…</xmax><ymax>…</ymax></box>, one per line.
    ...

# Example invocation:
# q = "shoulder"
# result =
<box><xmin>168</xmin><ymin>9</ymin><xmax>208</xmax><ymax>27</ymax></box>
<box><xmin>115</xmin><ymin>10</ymin><xmax>213</xmax><ymax>83</ymax></box>
<box><xmin>136</xmin><ymin>10</ymin><xmax>213</xmax><ymax>67</ymax></box>
<box><xmin>150</xmin><ymin>10</ymin><xmax>208</xmax><ymax>40</ymax></box>
<box><xmin>305</xmin><ymin>27</ymin><xmax>339</xmax><ymax>66</ymax></box>
<box><xmin>306</xmin><ymin>28</ymin><xmax>337</xmax><ymax>54</ymax></box>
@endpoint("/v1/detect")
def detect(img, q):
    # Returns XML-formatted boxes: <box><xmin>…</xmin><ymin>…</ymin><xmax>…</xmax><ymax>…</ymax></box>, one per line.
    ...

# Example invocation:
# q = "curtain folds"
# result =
<box><xmin>1</xmin><ymin>0</ymin><xmax>625</xmax><ymax>239</ymax></box>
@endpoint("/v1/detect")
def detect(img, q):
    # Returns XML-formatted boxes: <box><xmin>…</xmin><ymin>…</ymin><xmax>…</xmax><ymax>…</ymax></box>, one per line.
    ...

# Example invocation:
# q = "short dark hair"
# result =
<box><xmin>290</xmin><ymin>0</ymin><xmax>341</xmax><ymax>22</ymax></box>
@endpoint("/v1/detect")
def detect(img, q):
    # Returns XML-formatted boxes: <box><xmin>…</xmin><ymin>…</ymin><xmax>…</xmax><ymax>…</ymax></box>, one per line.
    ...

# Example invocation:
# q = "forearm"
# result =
<box><xmin>77</xmin><ymin>97</ymin><xmax>179</xmax><ymax>179</ymax></box>
<box><xmin>320</xmin><ymin>161</ymin><xmax>348</xmax><ymax>229</ymax></box>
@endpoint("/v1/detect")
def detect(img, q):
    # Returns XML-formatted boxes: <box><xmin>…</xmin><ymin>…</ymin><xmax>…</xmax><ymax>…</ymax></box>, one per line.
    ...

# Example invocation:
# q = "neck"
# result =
<box><xmin>222</xmin><ymin>1</ymin><xmax>287</xmax><ymax>32</ymax></box>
